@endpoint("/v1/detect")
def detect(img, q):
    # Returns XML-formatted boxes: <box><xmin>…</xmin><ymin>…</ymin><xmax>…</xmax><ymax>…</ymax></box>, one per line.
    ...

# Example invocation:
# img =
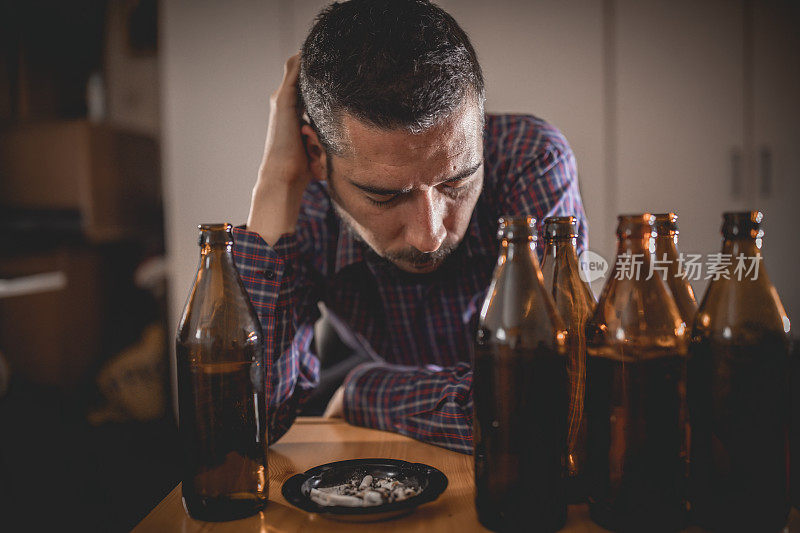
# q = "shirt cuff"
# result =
<box><xmin>232</xmin><ymin>225</ymin><xmax>299</xmax><ymax>313</ymax></box>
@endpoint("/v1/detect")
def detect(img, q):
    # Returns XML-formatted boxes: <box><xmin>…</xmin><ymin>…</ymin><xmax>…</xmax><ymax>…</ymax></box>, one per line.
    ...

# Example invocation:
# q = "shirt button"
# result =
<box><xmin>262</xmin><ymin>269</ymin><xmax>275</xmax><ymax>280</ymax></box>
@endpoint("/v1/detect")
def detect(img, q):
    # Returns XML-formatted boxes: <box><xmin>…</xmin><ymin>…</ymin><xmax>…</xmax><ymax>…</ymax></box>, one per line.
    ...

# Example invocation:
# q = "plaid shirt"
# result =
<box><xmin>232</xmin><ymin>114</ymin><xmax>587</xmax><ymax>454</ymax></box>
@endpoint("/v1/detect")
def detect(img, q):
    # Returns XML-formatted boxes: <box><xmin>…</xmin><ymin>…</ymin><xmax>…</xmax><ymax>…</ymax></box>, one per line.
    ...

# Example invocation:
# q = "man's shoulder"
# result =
<box><xmin>480</xmin><ymin>114</ymin><xmax>579</xmax><ymax>215</ymax></box>
<box><xmin>483</xmin><ymin>113</ymin><xmax>572</xmax><ymax>163</ymax></box>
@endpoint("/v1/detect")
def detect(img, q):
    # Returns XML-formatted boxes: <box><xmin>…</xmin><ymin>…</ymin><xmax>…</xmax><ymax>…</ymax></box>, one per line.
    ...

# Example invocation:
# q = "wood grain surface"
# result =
<box><xmin>133</xmin><ymin>418</ymin><xmax>798</xmax><ymax>532</ymax></box>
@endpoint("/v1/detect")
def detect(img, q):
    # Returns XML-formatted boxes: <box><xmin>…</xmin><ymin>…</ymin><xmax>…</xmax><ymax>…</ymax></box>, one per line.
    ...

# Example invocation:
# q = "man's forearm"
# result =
<box><xmin>247</xmin><ymin>177</ymin><xmax>307</xmax><ymax>246</ymax></box>
<box><xmin>342</xmin><ymin>362</ymin><xmax>474</xmax><ymax>454</ymax></box>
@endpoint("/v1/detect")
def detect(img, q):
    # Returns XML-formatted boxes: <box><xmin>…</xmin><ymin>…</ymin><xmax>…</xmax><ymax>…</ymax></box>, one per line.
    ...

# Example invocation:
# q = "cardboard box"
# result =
<box><xmin>0</xmin><ymin>120</ymin><xmax>161</xmax><ymax>242</ymax></box>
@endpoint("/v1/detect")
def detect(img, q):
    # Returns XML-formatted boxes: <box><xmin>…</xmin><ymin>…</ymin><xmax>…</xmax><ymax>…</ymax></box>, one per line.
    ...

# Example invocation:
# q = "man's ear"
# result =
<box><xmin>301</xmin><ymin>123</ymin><xmax>328</xmax><ymax>181</ymax></box>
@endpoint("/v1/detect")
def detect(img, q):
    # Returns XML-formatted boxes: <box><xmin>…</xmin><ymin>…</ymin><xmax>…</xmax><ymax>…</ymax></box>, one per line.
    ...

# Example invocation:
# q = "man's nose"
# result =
<box><xmin>404</xmin><ymin>189</ymin><xmax>447</xmax><ymax>253</ymax></box>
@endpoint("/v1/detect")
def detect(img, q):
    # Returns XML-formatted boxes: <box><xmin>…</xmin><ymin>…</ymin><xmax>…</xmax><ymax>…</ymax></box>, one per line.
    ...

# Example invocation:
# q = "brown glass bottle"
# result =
<box><xmin>689</xmin><ymin>211</ymin><xmax>791</xmax><ymax>532</ymax></box>
<box><xmin>473</xmin><ymin>216</ymin><xmax>569</xmax><ymax>532</ymax></box>
<box><xmin>585</xmin><ymin>214</ymin><xmax>689</xmax><ymax>532</ymax></box>
<box><xmin>540</xmin><ymin>215</ymin><xmax>596</xmax><ymax>503</ymax></box>
<box><xmin>654</xmin><ymin>213</ymin><xmax>698</xmax><ymax>325</ymax></box>
<box><xmin>176</xmin><ymin>224</ymin><xmax>268</xmax><ymax>521</ymax></box>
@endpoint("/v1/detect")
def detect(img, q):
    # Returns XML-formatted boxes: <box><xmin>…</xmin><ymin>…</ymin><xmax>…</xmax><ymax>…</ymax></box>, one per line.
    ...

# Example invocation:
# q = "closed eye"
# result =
<box><xmin>441</xmin><ymin>174</ymin><xmax>472</xmax><ymax>188</ymax></box>
<box><xmin>363</xmin><ymin>186</ymin><xmax>411</xmax><ymax>206</ymax></box>
<box><xmin>361</xmin><ymin>162</ymin><xmax>481</xmax><ymax>206</ymax></box>
<box><xmin>365</xmin><ymin>194</ymin><xmax>400</xmax><ymax>206</ymax></box>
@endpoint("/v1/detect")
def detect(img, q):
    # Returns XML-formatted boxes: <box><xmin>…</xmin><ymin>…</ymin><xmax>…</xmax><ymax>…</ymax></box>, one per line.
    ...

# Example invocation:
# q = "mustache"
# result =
<box><xmin>384</xmin><ymin>242</ymin><xmax>457</xmax><ymax>265</ymax></box>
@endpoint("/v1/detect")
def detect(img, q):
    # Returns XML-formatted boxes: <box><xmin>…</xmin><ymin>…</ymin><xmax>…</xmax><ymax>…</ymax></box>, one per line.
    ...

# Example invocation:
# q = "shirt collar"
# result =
<box><xmin>333</xmin><ymin>218</ymin><xmax>366</xmax><ymax>274</ymax></box>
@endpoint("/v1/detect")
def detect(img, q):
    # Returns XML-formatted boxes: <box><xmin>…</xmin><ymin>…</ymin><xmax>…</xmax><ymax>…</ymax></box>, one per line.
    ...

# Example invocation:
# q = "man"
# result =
<box><xmin>234</xmin><ymin>0</ymin><xmax>587</xmax><ymax>454</ymax></box>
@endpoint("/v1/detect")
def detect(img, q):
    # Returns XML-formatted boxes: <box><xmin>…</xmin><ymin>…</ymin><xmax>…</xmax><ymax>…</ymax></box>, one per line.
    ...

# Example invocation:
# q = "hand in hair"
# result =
<box><xmin>247</xmin><ymin>53</ymin><xmax>317</xmax><ymax>245</ymax></box>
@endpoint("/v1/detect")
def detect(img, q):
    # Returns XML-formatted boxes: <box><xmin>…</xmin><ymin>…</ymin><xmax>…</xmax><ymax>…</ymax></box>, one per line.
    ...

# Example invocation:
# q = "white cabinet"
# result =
<box><xmin>752</xmin><ymin>0</ymin><xmax>800</xmax><ymax>323</ymax></box>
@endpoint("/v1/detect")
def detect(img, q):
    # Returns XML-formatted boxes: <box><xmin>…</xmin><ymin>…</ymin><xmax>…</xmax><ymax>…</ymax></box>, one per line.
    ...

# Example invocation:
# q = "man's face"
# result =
<box><xmin>321</xmin><ymin>99</ymin><xmax>484</xmax><ymax>274</ymax></box>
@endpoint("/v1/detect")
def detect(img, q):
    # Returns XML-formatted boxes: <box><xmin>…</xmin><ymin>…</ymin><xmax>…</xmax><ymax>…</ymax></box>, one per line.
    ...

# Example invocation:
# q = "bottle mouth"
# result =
<box><xmin>616</xmin><ymin>213</ymin><xmax>655</xmax><ymax>239</ymax></box>
<box><xmin>653</xmin><ymin>212</ymin><xmax>679</xmax><ymax>236</ymax></box>
<box><xmin>198</xmin><ymin>223</ymin><xmax>234</xmax><ymax>246</ymax></box>
<box><xmin>497</xmin><ymin>215</ymin><xmax>537</xmax><ymax>241</ymax></box>
<box><xmin>544</xmin><ymin>215</ymin><xmax>578</xmax><ymax>240</ymax></box>
<box><xmin>722</xmin><ymin>211</ymin><xmax>764</xmax><ymax>239</ymax></box>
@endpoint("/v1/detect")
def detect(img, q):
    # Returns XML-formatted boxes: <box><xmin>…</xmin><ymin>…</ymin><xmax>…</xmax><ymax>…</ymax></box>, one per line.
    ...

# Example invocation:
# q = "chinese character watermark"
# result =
<box><xmin>605</xmin><ymin>252</ymin><xmax>762</xmax><ymax>281</ymax></box>
<box><xmin>647</xmin><ymin>253</ymin><xmax>671</xmax><ymax>281</ymax></box>
<box><xmin>705</xmin><ymin>253</ymin><xmax>732</xmax><ymax>281</ymax></box>
<box><xmin>733</xmin><ymin>253</ymin><xmax>761</xmax><ymax>281</ymax></box>
<box><xmin>614</xmin><ymin>253</ymin><xmax>644</xmax><ymax>280</ymax></box>
<box><xmin>676</xmin><ymin>253</ymin><xmax>703</xmax><ymax>281</ymax></box>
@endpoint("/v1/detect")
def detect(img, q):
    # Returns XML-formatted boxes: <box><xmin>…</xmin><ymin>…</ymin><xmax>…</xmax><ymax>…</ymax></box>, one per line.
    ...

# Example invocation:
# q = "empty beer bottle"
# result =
<box><xmin>540</xmin><ymin>215</ymin><xmax>596</xmax><ymax>502</ymax></box>
<box><xmin>176</xmin><ymin>223</ymin><xmax>268</xmax><ymax>521</ymax></box>
<box><xmin>689</xmin><ymin>211</ymin><xmax>791</xmax><ymax>532</ymax></box>
<box><xmin>653</xmin><ymin>213</ymin><xmax>698</xmax><ymax>325</ymax></box>
<box><xmin>474</xmin><ymin>216</ymin><xmax>569</xmax><ymax>532</ymax></box>
<box><xmin>585</xmin><ymin>214</ymin><xmax>688</xmax><ymax>532</ymax></box>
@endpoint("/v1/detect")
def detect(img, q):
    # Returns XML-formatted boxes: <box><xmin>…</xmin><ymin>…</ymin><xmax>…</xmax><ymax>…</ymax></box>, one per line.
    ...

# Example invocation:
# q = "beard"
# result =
<box><xmin>382</xmin><ymin>239</ymin><xmax>457</xmax><ymax>268</ymax></box>
<box><xmin>326</xmin><ymin>172</ymin><xmax>458</xmax><ymax>272</ymax></box>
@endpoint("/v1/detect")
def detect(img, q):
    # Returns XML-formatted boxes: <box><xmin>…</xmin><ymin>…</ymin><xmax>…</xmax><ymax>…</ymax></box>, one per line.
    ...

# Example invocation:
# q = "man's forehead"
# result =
<box><xmin>337</xmin><ymin>101</ymin><xmax>483</xmax><ymax>169</ymax></box>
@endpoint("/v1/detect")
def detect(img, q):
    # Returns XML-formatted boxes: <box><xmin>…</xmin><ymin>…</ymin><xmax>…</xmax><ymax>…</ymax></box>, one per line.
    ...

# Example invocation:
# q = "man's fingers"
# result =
<box><xmin>284</xmin><ymin>53</ymin><xmax>300</xmax><ymax>78</ymax></box>
<box><xmin>273</xmin><ymin>53</ymin><xmax>301</xmax><ymax>108</ymax></box>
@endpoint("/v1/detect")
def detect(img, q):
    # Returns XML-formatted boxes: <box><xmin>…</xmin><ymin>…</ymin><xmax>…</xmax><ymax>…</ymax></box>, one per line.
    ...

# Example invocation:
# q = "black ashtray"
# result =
<box><xmin>281</xmin><ymin>458</ymin><xmax>448</xmax><ymax>522</ymax></box>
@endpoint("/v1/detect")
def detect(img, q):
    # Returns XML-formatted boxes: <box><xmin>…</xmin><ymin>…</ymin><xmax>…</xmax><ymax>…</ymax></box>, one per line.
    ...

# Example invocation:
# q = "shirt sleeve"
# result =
<box><xmin>341</xmin><ymin>362</ymin><xmax>473</xmax><ymax>454</ymax></box>
<box><xmin>232</xmin><ymin>226</ymin><xmax>321</xmax><ymax>444</ymax></box>
<box><xmin>498</xmin><ymin>120</ymin><xmax>589</xmax><ymax>257</ymax></box>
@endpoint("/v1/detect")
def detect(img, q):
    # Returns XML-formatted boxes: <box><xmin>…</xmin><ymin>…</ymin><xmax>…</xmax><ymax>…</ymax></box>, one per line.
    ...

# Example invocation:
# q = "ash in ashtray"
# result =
<box><xmin>309</xmin><ymin>474</ymin><xmax>421</xmax><ymax>507</ymax></box>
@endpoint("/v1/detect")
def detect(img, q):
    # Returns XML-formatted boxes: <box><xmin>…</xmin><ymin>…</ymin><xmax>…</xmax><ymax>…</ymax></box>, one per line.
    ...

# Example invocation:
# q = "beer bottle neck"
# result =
<box><xmin>199</xmin><ymin>242</ymin><xmax>235</xmax><ymax>270</ymax></box>
<box><xmin>616</xmin><ymin>234</ymin><xmax>652</xmax><ymax>256</ymax></box>
<box><xmin>614</xmin><ymin>214</ymin><xmax>655</xmax><ymax>258</ymax></box>
<box><xmin>654</xmin><ymin>234</ymin><xmax>679</xmax><ymax>260</ymax></box>
<box><xmin>197</xmin><ymin>224</ymin><xmax>236</xmax><ymax>271</ymax></box>
<box><xmin>501</xmin><ymin>238</ymin><xmax>537</xmax><ymax>262</ymax></box>
<box><xmin>544</xmin><ymin>237</ymin><xmax>580</xmax><ymax>265</ymax></box>
<box><xmin>721</xmin><ymin>236</ymin><xmax>762</xmax><ymax>258</ymax></box>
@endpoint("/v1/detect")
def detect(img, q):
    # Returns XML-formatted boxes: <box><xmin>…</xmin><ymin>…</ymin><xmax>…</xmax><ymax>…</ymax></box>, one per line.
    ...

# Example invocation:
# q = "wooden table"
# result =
<box><xmin>134</xmin><ymin>418</ymin><xmax>798</xmax><ymax>532</ymax></box>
